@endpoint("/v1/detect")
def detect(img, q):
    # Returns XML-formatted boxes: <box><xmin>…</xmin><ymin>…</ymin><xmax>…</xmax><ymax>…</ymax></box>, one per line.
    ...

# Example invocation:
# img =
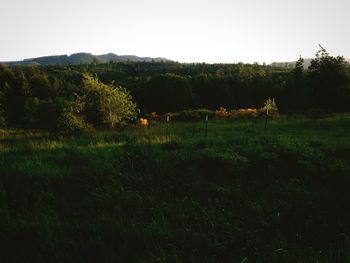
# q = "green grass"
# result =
<box><xmin>1</xmin><ymin>115</ymin><xmax>350</xmax><ymax>262</ymax></box>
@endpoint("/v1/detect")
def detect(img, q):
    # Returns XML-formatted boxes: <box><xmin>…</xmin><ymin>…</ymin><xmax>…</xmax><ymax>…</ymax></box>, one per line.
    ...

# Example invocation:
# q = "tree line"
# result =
<box><xmin>0</xmin><ymin>48</ymin><xmax>349</xmax><ymax>132</ymax></box>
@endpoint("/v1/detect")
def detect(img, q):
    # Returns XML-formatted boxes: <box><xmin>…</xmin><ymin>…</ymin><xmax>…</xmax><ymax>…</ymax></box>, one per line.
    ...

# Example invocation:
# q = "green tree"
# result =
<box><xmin>308</xmin><ymin>47</ymin><xmax>350</xmax><ymax>112</ymax></box>
<box><xmin>3</xmin><ymin>68</ymin><xmax>29</xmax><ymax>124</ymax></box>
<box><xmin>27</xmin><ymin>67</ymin><xmax>53</xmax><ymax>100</ymax></box>
<box><xmin>262</xmin><ymin>98</ymin><xmax>279</xmax><ymax>131</ymax></box>
<box><xmin>294</xmin><ymin>56</ymin><xmax>304</xmax><ymax>76</ymax></box>
<box><xmin>82</xmin><ymin>73</ymin><xmax>138</xmax><ymax>128</ymax></box>
<box><xmin>262</xmin><ymin>98</ymin><xmax>279</xmax><ymax>116</ymax></box>
<box><xmin>284</xmin><ymin>56</ymin><xmax>309</xmax><ymax>111</ymax></box>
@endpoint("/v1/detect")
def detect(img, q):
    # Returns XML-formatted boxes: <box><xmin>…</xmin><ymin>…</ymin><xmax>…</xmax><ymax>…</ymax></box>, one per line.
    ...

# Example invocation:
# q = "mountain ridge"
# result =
<box><xmin>2</xmin><ymin>52</ymin><xmax>171</xmax><ymax>65</ymax></box>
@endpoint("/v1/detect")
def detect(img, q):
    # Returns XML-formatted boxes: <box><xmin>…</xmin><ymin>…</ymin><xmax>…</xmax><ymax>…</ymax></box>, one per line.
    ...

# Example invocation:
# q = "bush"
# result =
<box><xmin>233</xmin><ymin>108</ymin><xmax>259</xmax><ymax>119</ymax></box>
<box><xmin>56</xmin><ymin>98</ymin><xmax>86</xmax><ymax>136</ymax></box>
<box><xmin>23</xmin><ymin>97</ymin><xmax>87</xmax><ymax>135</ymax></box>
<box><xmin>261</xmin><ymin>98</ymin><xmax>279</xmax><ymax>118</ymax></box>
<box><xmin>57</xmin><ymin>110</ymin><xmax>86</xmax><ymax>136</ymax></box>
<box><xmin>215</xmin><ymin>107</ymin><xmax>231</xmax><ymax>118</ymax></box>
<box><xmin>215</xmin><ymin>107</ymin><xmax>261</xmax><ymax>119</ymax></box>
<box><xmin>82</xmin><ymin>74</ymin><xmax>138</xmax><ymax>128</ymax></box>
<box><xmin>166</xmin><ymin>109</ymin><xmax>215</xmax><ymax>121</ymax></box>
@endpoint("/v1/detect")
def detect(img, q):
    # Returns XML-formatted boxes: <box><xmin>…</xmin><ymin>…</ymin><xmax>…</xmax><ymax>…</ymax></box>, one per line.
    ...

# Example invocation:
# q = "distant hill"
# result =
<box><xmin>2</xmin><ymin>52</ymin><xmax>171</xmax><ymax>65</ymax></box>
<box><xmin>270</xmin><ymin>58</ymin><xmax>350</xmax><ymax>69</ymax></box>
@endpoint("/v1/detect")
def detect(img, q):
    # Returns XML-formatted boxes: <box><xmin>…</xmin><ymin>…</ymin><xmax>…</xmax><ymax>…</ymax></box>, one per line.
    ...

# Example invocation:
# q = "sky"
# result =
<box><xmin>0</xmin><ymin>0</ymin><xmax>349</xmax><ymax>63</ymax></box>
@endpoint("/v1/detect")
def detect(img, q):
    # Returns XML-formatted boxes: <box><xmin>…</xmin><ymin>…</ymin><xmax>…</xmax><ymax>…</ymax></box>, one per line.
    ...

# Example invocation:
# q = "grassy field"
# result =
<box><xmin>1</xmin><ymin>115</ymin><xmax>350</xmax><ymax>262</ymax></box>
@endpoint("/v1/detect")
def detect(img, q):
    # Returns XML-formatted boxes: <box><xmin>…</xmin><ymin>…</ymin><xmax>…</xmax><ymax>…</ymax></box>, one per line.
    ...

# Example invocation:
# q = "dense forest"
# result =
<box><xmin>1</xmin><ymin>48</ymin><xmax>349</xmax><ymax>132</ymax></box>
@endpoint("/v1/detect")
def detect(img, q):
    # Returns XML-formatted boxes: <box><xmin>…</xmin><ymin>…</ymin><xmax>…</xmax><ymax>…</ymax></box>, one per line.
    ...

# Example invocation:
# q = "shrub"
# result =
<box><xmin>23</xmin><ymin>97</ymin><xmax>87</xmax><ymax>135</ymax></box>
<box><xmin>56</xmin><ymin>111</ymin><xmax>86</xmax><ymax>136</ymax></box>
<box><xmin>261</xmin><ymin>98</ymin><xmax>279</xmax><ymax>118</ymax></box>
<box><xmin>166</xmin><ymin>109</ymin><xmax>215</xmax><ymax>121</ymax></box>
<box><xmin>216</xmin><ymin>107</ymin><xmax>260</xmax><ymax>119</ymax></box>
<box><xmin>215</xmin><ymin>107</ymin><xmax>230</xmax><ymax>118</ymax></box>
<box><xmin>56</xmin><ymin>99</ymin><xmax>86</xmax><ymax>136</ymax></box>
<box><xmin>82</xmin><ymin>73</ymin><xmax>138</xmax><ymax>128</ymax></box>
<box><xmin>138</xmin><ymin>118</ymin><xmax>149</xmax><ymax>127</ymax></box>
<box><xmin>235</xmin><ymin>108</ymin><xmax>258</xmax><ymax>119</ymax></box>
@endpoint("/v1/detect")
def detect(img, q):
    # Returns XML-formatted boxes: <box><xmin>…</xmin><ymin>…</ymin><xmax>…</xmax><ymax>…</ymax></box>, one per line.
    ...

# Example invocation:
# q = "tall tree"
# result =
<box><xmin>285</xmin><ymin>56</ymin><xmax>309</xmax><ymax>111</ymax></box>
<box><xmin>308</xmin><ymin>47</ymin><xmax>350</xmax><ymax>112</ymax></box>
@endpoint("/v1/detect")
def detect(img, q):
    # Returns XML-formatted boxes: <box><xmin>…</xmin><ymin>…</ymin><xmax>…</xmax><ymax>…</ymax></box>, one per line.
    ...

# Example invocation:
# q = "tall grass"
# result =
<box><xmin>1</xmin><ymin>115</ymin><xmax>350</xmax><ymax>262</ymax></box>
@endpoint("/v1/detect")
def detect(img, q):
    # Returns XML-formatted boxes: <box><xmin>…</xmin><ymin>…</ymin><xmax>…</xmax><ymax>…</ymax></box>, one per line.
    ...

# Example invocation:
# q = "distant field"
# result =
<box><xmin>1</xmin><ymin>115</ymin><xmax>350</xmax><ymax>262</ymax></box>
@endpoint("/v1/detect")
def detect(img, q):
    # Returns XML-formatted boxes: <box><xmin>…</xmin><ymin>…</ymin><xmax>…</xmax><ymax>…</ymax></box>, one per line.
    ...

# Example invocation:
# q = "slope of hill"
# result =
<box><xmin>3</xmin><ymin>52</ymin><xmax>170</xmax><ymax>65</ymax></box>
<box><xmin>96</xmin><ymin>53</ymin><xmax>169</xmax><ymax>63</ymax></box>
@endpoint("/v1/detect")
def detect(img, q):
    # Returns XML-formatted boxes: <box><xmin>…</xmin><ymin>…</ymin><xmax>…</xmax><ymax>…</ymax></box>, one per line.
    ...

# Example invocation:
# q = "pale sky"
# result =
<box><xmin>1</xmin><ymin>0</ymin><xmax>349</xmax><ymax>63</ymax></box>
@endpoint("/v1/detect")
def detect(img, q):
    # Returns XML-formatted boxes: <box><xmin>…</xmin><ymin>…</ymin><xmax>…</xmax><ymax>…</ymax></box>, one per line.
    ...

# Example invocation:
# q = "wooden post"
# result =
<box><xmin>166</xmin><ymin>115</ymin><xmax>170</xmax><ymax>138</ymax></box>
<box><xmin>205</xmin><ymin>114</ymin><xmax>208</xmax><ymax>137</ymax></box>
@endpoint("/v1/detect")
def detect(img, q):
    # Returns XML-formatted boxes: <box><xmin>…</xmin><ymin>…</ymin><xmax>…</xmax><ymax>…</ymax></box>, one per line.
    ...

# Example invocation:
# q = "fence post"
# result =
<box><xmin>166</xmin><ymin>115</ymin><xmax>170</xmax><ymax>139</ymax></box>
<box><xmin>205</xmin><ymin>114</ymin><xmax>208</xmax><ymax>137</ymax></box>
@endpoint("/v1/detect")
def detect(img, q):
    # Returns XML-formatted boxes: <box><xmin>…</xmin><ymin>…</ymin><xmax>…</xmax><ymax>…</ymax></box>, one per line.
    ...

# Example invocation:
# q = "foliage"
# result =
<box><xmin>215</xmin><ymin>106</ymin><xmax>230</xmax><ymax>118</ymax></box>
<box><xmin>234</xmin><ymin>108</ymin><xmax>260</xmax><ymax>118</ymax></box>
<box><xmin>138</xmin><ymin>118</ymin><xmax>149</xmax><ymax>126</ymax></box>
<box><xmin>0</xmin><ymin>48</ymin><xmax>350</xmax><ymax>131</ymax></box>
<box><xmin>283</xmin><ymin>56</ymin><xmax>309</xmax><ymax>112</ymax></box>
<box><xmin>308</xmin><ymin>47</ymin><xmax>350</xmax><ymax>112</ymax></box>
<box><xmin>56</xmin><ymin>98</ymin><xmax>86</xmax><ymax>136</ymax></box>
<box><xmin>216</xmin><ymin>107</ymin><xmax>260</xmax><ymax>119</ymax></box>
<box><xmin>135</xmin><ymin>73</ymin><xmax>194</xmax><ymax>113</ymax></box>
<box><xmin>23</xmin><ymin>97</ymin><xmax>86</xmax><ymax>135</ymax></box>
<box><xmin>262</xmin><ymin>97</ymin><xmax>279</xmax><ymax>118</ymax></box>
<box><xmin>1</xmin><ymin>69</ymin><xmax>29</xmax><ymax>124</ymax></box>
<box><xmin>82</xmin><ymin>73</ymin><xmax>138</xmax><ymax>128</ymax></box>
<box><xmin>166</xmin><ymin>109</ymin><xmax>215</xmax><ymax>121</ymax></box>
<box><xmin>24</xmin><ymin>99</ymin><xmax>64</xmax><ymax>131</ymax></box>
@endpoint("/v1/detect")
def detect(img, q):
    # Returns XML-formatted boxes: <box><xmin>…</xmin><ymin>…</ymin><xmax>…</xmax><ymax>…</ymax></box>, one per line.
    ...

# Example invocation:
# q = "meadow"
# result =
<box><xmin>1</xmin><ymin>114</ymin><xmax>350</xmax><ymax>262</ymax></box>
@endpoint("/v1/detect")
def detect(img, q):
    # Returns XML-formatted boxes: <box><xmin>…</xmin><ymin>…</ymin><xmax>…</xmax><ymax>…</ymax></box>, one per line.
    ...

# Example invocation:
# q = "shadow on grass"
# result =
<box><xmin>1</xmin><ymin>117</ymin><xmax>350</xmax><ymax>262</ymax></box>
